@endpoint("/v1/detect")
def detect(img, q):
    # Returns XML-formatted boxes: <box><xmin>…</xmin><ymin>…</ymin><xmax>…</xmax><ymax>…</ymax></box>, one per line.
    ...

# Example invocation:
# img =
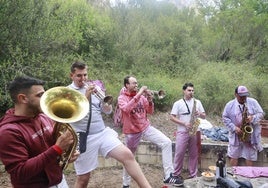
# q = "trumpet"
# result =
<box><xmin>151</xmin><ymin>90</ymin><xmax>166</xmax><ymax>99</ymax></box>
<box><xmin>40</xmin><ymin>86</ymin><xmax>89</xmax><ymax>169</ymax></box>
<box><xmin>84</xmin><ymin>81</ymin><xmax>113</xmax><ymax>105</ymax></box>
<box><xmin>144</xmin><ymin>89</ymin><xmax>166</xmax><ymax>99</ymax></box>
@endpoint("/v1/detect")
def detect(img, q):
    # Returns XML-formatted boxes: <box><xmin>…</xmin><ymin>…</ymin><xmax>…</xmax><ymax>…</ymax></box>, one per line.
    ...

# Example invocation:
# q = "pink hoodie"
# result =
<box><xmin>118</xmin><ymin>88</ymin><xmax>154</xmax><ymax>134</ymax></box>
<box><xmin>0</xmin><ymin>109</ymin><xmax>63</xmax><ymax>188</ymax></box>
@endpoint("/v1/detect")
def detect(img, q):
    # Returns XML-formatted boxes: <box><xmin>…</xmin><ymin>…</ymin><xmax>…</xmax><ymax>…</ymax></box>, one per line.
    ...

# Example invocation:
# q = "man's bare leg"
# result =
<box><xmin>74</xmin><ymin>172</ymin><xmax>91</xmax><ymax>188</ymax></box>
<box><xmin>109</xmin><ymin>144</ymin><xmax>152</xmax><ymax>188</ymax></box>
<box><xmin>230</xmin><ymin>158</ymin><xmax>238</xmax><ymax>166</ymax></box>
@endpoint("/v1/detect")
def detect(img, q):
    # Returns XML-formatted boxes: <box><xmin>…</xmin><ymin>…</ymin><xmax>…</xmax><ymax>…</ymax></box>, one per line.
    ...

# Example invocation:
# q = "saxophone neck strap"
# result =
<box><xmin>183</xmin><ymin>99</ymin><xmax>190</xmax><ymax>115</ymax></box>
<box><xmin>85</xmin><ymin>95</ymin><xmax>92</xmax><ymax>135</ymax></box>
<box><xmin>183</xmin><ymin>98</ymin><xmax>196</xmax><ymax>114</ymax></box>
<box><xmin>239</xmin><ymin>104</ymin><xmax>246</xmax><ymax>113</ymax></box>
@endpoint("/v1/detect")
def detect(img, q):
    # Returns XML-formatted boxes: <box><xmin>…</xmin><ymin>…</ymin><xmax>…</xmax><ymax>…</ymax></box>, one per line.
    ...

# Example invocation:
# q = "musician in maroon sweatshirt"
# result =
<box><xmin>0</xmin><ymin>76</ymin><xmax>77</xmax><ymax>188</ymax></box>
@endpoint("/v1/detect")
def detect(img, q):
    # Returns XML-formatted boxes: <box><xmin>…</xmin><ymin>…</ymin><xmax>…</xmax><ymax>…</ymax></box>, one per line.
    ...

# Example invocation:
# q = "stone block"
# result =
<box><xmin>262</xmin><ymin>127</ymin><xmax>268</xmax><ymax>137</ymax></box>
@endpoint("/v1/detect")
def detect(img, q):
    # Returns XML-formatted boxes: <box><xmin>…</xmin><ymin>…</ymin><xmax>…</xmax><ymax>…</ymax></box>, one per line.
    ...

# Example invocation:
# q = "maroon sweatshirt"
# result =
<box><xmin>0</xmin><ymin>109</ymin><xmax>63</xmax><ymax>188</ymax></box>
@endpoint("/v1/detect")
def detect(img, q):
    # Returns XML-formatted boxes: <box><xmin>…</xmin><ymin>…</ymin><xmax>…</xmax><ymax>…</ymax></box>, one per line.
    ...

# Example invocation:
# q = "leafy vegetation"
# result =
<box><xmin>0</xmin><ymin>0</ymin><xmax>267</xmax><ymax>118</ymax></box>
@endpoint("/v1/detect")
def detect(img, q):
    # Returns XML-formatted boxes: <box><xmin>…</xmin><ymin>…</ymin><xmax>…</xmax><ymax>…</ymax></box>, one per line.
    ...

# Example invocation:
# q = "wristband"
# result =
<box><xmin>53</xmin><ymin>145</ymin><xmax>63</xmax><ymax>155</ymax></box>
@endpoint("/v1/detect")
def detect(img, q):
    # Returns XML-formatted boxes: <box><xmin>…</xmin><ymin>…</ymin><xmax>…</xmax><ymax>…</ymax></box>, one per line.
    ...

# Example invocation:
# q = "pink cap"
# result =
<box><xmin>237</xmin><ymin>86</ymin><xmax>249</xmax><ymax>97</ymax></box>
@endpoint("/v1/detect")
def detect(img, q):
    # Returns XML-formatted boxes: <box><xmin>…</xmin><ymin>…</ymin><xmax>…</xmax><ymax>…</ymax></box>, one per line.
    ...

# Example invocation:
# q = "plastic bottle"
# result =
<box><xmin>216</xmin><ymin>152</ymin><xmax>226</xmax><ymax>178</ymax></box>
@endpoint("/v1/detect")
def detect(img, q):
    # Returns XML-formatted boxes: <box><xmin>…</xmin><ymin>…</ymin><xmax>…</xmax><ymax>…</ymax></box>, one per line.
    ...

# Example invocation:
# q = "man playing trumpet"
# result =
<box><xmin>67</xmin><ymin>62</ymin><xmax>151</xmax><ymax>188</ymax></box>
<box><xmin>118</xmin><ymin>76</ymin><xmax>183</xmax><ymax>187</ymax></box>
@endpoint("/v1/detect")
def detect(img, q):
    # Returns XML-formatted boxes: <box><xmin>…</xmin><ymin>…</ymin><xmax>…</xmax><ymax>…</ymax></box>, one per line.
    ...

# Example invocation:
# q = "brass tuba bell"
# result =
<box><xmin>40</xmin><ymin>86</ymin><xmax>89</xmax><ymax>169</ymax></box>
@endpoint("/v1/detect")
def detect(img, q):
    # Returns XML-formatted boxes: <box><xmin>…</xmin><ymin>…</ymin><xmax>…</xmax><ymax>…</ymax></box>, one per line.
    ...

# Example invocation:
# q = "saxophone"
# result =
<box><xmin>189</xmin><ymin>99</ymin><xmax>201</xmax><ymax>136</ymax></box>
<box><xmin>239</xmin><ymin>103</ymin><xmax>253</xmax><ymax>142</ymax></box>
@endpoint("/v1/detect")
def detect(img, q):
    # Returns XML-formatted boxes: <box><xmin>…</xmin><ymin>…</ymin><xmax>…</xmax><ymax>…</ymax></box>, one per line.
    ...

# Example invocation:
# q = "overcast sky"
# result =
<box><xmin>110</xmin><ymin>0</ymin><xmax>217</xmax><ymax>8</ymax></box>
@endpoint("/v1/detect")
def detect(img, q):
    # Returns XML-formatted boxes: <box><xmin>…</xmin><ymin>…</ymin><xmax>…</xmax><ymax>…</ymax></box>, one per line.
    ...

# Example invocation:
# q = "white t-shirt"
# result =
<box><xmin>68</xmin><ymin>82</ymin><xmax>106</xmax><ymax>134</ymax></box>
<box><xmin>170</xmin><ymin>98</ymin><xmax>205</xmax><ymax>132</ymax></box>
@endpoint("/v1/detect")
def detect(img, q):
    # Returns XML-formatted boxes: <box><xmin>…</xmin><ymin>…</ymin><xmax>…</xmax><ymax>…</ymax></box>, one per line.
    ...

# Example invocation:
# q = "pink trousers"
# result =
<box><xmin>173</xmin><ymin>131</ymin><xmax>199</xmax><ymax>177</ymax></box>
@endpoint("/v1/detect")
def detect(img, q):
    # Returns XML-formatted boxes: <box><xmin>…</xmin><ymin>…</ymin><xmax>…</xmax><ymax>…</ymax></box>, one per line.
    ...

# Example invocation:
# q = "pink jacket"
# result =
<box><xmin>118</xmin><ymin>88</ymin><xmax>154</xmax><ymax>134</ymax></box>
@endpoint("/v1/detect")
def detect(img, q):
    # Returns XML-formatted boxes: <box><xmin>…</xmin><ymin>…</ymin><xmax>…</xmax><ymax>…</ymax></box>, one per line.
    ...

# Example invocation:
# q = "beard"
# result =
<box><xmin>28</xmin><ymin>102</ymin><xmax>42</xmax><ymax>116</ymax></box>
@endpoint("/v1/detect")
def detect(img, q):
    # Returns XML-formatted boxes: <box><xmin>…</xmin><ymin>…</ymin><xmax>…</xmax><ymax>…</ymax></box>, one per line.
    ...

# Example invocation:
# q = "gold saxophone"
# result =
<box><xmin>239</xmin><ymin>103</ymin><xmax>253</xmax><ymax>142</ymax></box>
<box><xmin>189</xmin><ymin>99</ymin><xmax>201</xmax><ymax>136</ymax></box>
<box><xmin>40</xmin><ymin>87</ymin><xmax>89</xmax><ymax>169</ymax></box>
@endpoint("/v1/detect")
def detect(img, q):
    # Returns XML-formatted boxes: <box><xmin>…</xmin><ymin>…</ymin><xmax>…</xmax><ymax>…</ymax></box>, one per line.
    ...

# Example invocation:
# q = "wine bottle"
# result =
<box><xmin>216</xmin><ymin>152</ymin><xmax>226</xmax><ymax>178</ymax></box>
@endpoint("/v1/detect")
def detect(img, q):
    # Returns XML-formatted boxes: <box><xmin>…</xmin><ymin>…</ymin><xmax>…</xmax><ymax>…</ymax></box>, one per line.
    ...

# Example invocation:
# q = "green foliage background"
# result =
<box><xmin>0</xmin><ymin>0</ymin><xmax>267</xmax><ymax>118</ymax></box>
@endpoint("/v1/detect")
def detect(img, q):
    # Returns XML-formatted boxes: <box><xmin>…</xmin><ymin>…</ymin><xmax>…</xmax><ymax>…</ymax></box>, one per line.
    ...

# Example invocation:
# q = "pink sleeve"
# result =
<box><xmin>118</xmin><ymin>95</ymin><xmax>140</xmax><ymax>113</ymax></box>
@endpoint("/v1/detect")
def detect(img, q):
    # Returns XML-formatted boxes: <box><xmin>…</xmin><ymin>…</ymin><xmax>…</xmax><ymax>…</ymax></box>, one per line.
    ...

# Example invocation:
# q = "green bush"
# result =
<box><xmin>0</xmin><ymin>0</ymin><xmax>267</xmax><ymax>119</ymax></box>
